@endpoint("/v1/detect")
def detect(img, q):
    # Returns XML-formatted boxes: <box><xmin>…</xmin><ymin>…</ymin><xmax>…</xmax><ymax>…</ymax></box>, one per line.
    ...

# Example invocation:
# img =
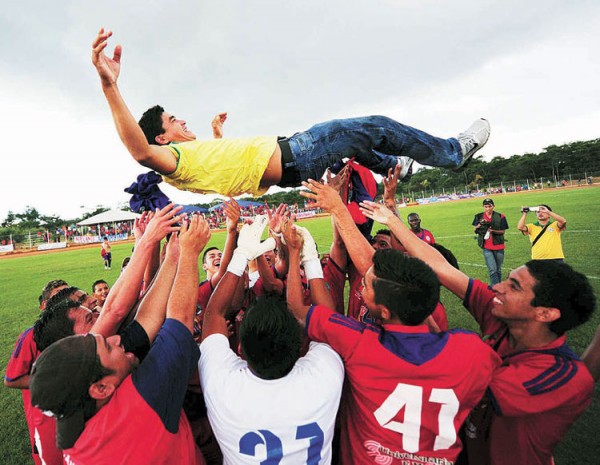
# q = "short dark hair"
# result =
<box><xmin>92</xmin><ymin>280</ymin><xmax>108</xmax><ymax>294</ymax></box>
<box><xmin>240</xmin><ymin>296</ymin><xmax>302</xmax><ymax>380</ymax></box>
<box><xmin>526</xmin><ymin>260</ymin><xmax>596</xmax><ymax>335</ymax></box>
<box><xmin>372</xmin><ymin>249</ymin><xmax>440</xmax><ymax>325</ymax></box>
<box><xmin>374</xmin><ymin>229</ymin><xmax>391</xmax><ymax>237</ymax></box>
<box><xmin>431</xmin><ymin>243</ymin><xmax>459</xmax><ymax>270</ymax></box>
<box><xmin>34</xmin><ymin>299</ymin><xmax>80</xmax><ymax>351</ymax></box>
<box><xmin>202</xmin><ymin>247</ymin><xmax>220</xmax><ymax>265</ymax></box>
<box><xmin>39</xmin><ymin>279</ymin><xmax>69</xmax><ymax>305</ymax></box>
<box><xmin>138</xmin><ymin>105</ymin><xmax>165</xmax><ymax>145</ymax></box>
<box><xmin>45</xmin><ymin>286</ymin><xmax>79</xmax><ymax>310</ymax></box>
<box><xmin>407</xmin><ymin>213</ymin><xmax>420</xmax><ymax>220</ymax></box>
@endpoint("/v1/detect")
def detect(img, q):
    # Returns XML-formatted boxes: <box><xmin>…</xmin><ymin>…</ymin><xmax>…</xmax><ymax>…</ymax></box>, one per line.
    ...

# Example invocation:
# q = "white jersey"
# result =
<box><xmin>199</xmin><ymin>334</ymin><xmax>344</xmax><ymax>465</ymax></box>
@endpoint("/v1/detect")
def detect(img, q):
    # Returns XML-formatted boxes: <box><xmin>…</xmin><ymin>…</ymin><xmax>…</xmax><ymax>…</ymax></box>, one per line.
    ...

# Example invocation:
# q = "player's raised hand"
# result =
<box><xmin>359</xmin><ymin>200</ymin><xmax>395</xmax><ymax>225</ymax></box>
<box><xmin>281</xmin><ymin>218</ymin><xmax>303</xmax><ymax>253</ymax></box>
<box><xmin>211</xmin><ymin>112</ymin><xmax>227</xmax><ymax>139</ymax></box>
<box><xmin>383</xmin><ymin>164</ymin><xmax>401</xmax><ymax>205</ymax></box>
<box><xmin>223</xmin><ymin>198</ymin><xmax>241</xmax><ymax>232</ymax></box>
<box><xmin>235</xmin><ymin>215</ymin><xmax>276</xmax><ymax>261</ymax></box>
<box><xmin>142</xmin><ymin>203</ymin><xmax>184</xmax><ymax>244</ymax></box>
<box><xmin>325</xmin><ymin>165</ymin><xmax>349</xmax><ymax>194</ymax></box>
<box><xmin>92</xmin><ymin>28</ymin><xmax>122</xmax><ymax>86</ymax></box>
<box><xmin>179</xmin><ymin>214</ymin><xmax>211</xmax><ymax>257</ymax></box>
<box><xmin>300</xmin><ymin>179</ymin><xmax>345</xmax><ymax>214</ymax></box>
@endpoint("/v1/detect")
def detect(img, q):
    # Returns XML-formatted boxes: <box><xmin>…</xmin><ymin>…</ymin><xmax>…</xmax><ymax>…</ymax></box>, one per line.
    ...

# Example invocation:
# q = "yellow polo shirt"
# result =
<box><xmin>525</xmin><ymin>220</ymin><xmax>565</xmax><ymax>260</ymax></box>
<box><xmin>163</xmin><ymin>137</ymin><xmax>278</xmax><ymax>197</ymax></box>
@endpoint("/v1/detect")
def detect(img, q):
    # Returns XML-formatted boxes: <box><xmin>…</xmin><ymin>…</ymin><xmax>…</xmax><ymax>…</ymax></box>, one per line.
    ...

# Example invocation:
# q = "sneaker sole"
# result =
<box><xmin>454</xmin><ymin>119</ymin><xmax>490</xmax><ymax>171</ymax></box>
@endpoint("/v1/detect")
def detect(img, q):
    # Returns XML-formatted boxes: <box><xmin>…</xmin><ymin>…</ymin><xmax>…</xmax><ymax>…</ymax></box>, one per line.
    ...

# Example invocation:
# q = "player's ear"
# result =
<box><xmin>89</xmin><ymin>379</ymin><xmax>116</xmax><ymax>401</ymax></box>
<box><xmin>377</xmin><ymin>304</ymin><xmax>392</xmax><ymax>321</ymax></box>
<box><xmin>535</xmin><ymin>306</ymin><xmax>561</xmax><ymax>324</ymax></box>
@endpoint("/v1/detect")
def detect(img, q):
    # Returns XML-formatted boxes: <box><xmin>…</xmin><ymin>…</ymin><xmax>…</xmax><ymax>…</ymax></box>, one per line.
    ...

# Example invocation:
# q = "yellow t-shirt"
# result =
<box><xmin>163</xmin><ymin>137</ymin><xmax>278</xmax><ymax>197</ymax></box>
<box><xmin>525</xmin><ymin>220</ymin><xmax>565</xmax><ymax>260</ymax></box>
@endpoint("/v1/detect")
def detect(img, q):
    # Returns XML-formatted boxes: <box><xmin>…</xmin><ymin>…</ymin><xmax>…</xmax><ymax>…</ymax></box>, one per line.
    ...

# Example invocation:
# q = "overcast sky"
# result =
<box><xmin>1</xmin><ymin>0</ymin><xmax>599</xmax><ymax>221</ymax></box>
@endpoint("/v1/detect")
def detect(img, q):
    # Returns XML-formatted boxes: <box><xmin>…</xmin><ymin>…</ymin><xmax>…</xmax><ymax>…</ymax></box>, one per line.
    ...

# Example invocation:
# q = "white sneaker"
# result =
<box><xmin>456</xmin><ymin>118</ymin><xmax>490</xmax><ymax>170</ymax></box>
<box><xmin>396</xmin><ymin>156</ymin><xmax>414</xmax><ymax>181</ymax></box>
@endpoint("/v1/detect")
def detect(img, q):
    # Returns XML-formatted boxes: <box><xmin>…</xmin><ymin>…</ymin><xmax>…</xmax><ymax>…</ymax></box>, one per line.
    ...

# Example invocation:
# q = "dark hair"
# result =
<box><xmin>92</xmin><ymin>280</ymin><xmax>108</xmax><ymax>294</ymax></box>
<box><xmin>374</xmin><ymin>229</ymin><xmax>391</xmax><ymax>237</ymax></box>
<box><xmin>407</xmin><ymin>213</ymin><xmax>420</xmax><ymax>220</ymax></box>
<box><xmin>138</xmin><ymin>105</ymin><xmax>165</xmax><ymax>145</ymax></box>
<box><xmin>202</xmin><ymin>247</ymin><xmax>220</xmax><ymax>265</ymax></box>
<box><xmin>539</xmin><ymin>204</ymin><xmax>553</xmax><ymax>212</ymax></box>
<box><xmin>34</xmin><ymin>299</ymin><xmax>80</xmax><ymax>351</ymax></box>
<box><xmin>40</xmin><ymin>279</ymin><xmax>69</xmax><ymax>306</ymax></box>
<box><xmin>372</xmin><ymin>249</ymin><xmax>440</xmax><ymax>325</ymax></box>
<box><xmin>431</xmin><ymin>243</ymin><xmax>459</xmax><ymax>270</ymax></box>
<box><xmin>525</xmin><ymin>260</ymin><xmax>596</xmax><ymax>335</ymax></box>
<box><xmin>239</xmin><ymin>296</ymin><xmax>302</xmax><ymax>380</ymax></box>
<box><xmin>45</xmin><ymin>286</ymin><xmax>79</xmax><ymax>310</ymax></box>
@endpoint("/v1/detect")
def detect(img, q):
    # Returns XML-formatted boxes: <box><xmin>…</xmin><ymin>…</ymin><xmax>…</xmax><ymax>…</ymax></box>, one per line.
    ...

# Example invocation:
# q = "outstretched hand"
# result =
<box><xmin>142</xmin><ymin>203</ymin><xmax>184</xmax><ymax>244</ymax></box>
<box><xmin>223</xmin><ymin>198</ymin><xmax>241</xmax><ymax>232</ymax></box>
<box><xmin>325</xmin><ymin>165</ymin><xmax>350</xmax><ymax>194</ymax></box>
<box><xmin>178</xmin><ymin>214</ymin><xmax>211</xmax><ymax>257</ymax></box>
<box><xmin>235</xmin><ymin>215</ymin><xmax>276</xmax><ymax>261</ymax></box>
<box><xmin>359</xmin><ymin>200</ymin><xmax>395</xmax><ymax>225</ymax></box>
<box><xmin>92</xmin><ymin>28</ymin><xmax>121</xmax><ymax>86</ymax></box>
<box><xmin>281</xmin><ymin>218</ymin><xmax>303</xmax><ymax>252</ymax></box>
<box><xmin>300</xmin><ymin>179</ymin><xmax>345</xmax><ymax>213</ymax></box>
<box><xmin>211</xmin><ymin>112</ymin><xmax>227</xmax><ymax>139</ymax></box>
<box><xmin>383</xmin><ymin>164</ymin><xmax>401</xmax><ymax>204</ymax></box>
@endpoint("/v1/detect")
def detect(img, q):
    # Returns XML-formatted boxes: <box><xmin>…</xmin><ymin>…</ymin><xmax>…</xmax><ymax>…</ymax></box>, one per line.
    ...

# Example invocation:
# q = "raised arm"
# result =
<box><xmin>202</xmin><ymin>216</ymin><xmax>275</xmax><ymax>340</ymax></box>
<box><xmin>517</xmin><ymin>210</ymin><xmax>529</xmax><ymax>233</ymax></box>
<box><xmin>133</xmin><ymin>233</ymin><xmax>180</xmax><ymax>343</ymax></box>
<box><xmin>209</xmin><ymin>199</ymin><xmax>240</xmax><ymax>287</ymax></box>
<box><xmin>91</xmin><ymin>29</ymin><xmax>176</xmax><ymax>174</ymax></box>
<box><xmin>91</xmin><ymin>203</ymin><xmax>183</xmax><ymax>336</ymax></box>
<box><xmin>542</xmin><ymin>206</ymin><xmax>567</xmax><ymax>229</ymax></box>
<box><xmin>211</xmin><ymin>112</ymin><xmax>227</xmax><ymax>139</ymax></box>
<box><xmin>284</xmin><ymin>222</ymin><xmax>309</xmax><ymax>325</ymax></box>
<box><xmin>360</xmin><ymin>201</ymin><xmax>470</xmax><ymax>300</ymax></box>
<box><xmin>300</xmin><ymin>179</ymin><xmax>374</xmax><ymax>276</ymax></box>
<box><xmin>167</xmin><ymin>215</ymin><xmax>211</xmax><ymax>332</ymax></box>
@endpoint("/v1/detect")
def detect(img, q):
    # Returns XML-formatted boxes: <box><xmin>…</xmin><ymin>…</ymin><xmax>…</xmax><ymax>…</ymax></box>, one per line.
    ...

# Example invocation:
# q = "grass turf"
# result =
<box><xmin>1</xmin><ymin>186</ymin><xmax>599</xmax><ymax>464</ymax></box>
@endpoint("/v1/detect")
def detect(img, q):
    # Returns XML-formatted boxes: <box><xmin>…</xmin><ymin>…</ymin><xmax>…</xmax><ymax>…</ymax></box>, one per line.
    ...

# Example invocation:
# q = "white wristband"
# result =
<box><xmin>303</xmin><ymin>258</ymin><xmax>324</xmax><ymax>280</ymax></box>
<box><xmin>227</xmin><ymin>253</ymin><xmax>248</xmax><ymax>277</ymax></box>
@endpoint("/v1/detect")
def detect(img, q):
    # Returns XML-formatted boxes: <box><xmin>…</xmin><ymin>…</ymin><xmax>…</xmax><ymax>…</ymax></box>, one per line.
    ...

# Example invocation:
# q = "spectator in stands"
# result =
<box><xmin>92</xmin><ymin>279</ymin><xmax>110</xmax><ymax>309</ymax></box>
<box><xmin>517</xmin><ymin>204</ymin><xmax>567</xmax><ymax>260</ymax></box>
<box><xmin>472</xmin><ymin>198</ymin><xmax>508</xmax><ymax>285</ymax></box>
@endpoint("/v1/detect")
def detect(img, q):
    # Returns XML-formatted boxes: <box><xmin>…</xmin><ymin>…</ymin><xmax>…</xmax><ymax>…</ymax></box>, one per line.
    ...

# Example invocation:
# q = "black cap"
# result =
<box><xmin>482</xmin><ymin>198</ymin><xmax>494</xmax><ymax>206</ymax></box>
<box><xmin>30</xmin><ymin>334</ymin><xmax>98</xmax><ymax>449</ymax></box>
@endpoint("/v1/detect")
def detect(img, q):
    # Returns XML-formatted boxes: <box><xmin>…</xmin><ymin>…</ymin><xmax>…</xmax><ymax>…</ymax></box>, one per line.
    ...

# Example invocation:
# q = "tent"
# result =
<box><xmin>77</xmin><ymin>209</ymin><xmax>141</xmax><ymax>226</ymax></box>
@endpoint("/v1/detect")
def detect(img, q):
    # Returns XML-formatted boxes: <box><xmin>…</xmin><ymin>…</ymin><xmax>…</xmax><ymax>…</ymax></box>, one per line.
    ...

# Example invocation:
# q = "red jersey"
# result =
<box><xmin>431</xmin><ymin>302</ymin><xmax>448</xmax><ymax>332</ymax></box>
<box><xmin>411</xmin><ymin>228</ymin><xmax>436</xmax><ymax>244</ymax></box>
<box><xmin>5</xmin><ymin>327</ymin><xmax>64</xmax><ymax>465</ymax></box>
<box><xmin>463</xmin><ymin>279</ymin><xmax>594</xmax><ymax>465</ymax></box>
<box><xmin>63</xmin><ymin>320</ymin><xmax>204</xmax><ymax>465</ymax></box>
<box><xmin>323</xmin><ymin>257</ymin><xmax>346</xmax><ymax>315</ymax></box>
<box><xmin>307</xmin><ymin>305</ymin><xmax>501</xmax><ymax>464</ymax></box>
<box><xmin>347</xmin><ymin>263</ymin><xmax>374</xmax><ymax>323</ymax></box>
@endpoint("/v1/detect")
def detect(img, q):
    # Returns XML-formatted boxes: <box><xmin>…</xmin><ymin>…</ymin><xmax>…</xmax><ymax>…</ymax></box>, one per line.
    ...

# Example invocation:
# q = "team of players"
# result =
<box><xmin>6</xmin><ymin>179</ymin><xmax>598</xmax><ymax>465</ymax></box>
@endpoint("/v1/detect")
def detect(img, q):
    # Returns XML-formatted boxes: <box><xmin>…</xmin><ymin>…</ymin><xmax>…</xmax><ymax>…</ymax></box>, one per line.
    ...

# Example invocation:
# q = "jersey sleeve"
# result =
<box><xmin>198</xmin><ymin>333</ymin><xmax>247</xmax><ymax>393</ymax></box>
<box><xmin>462</xmin><ymin>279</ymin><xmax>504</xmax><ymax>336</ymax></box>
<box><xmin>5</xmin><ymin>327</ymin><xmax>37</xmax><ymax>382</ymax></box>
<box><xmin>500</xmin><ymin>214</ymin><xmax>509</xmax><ymax>230</ymax></box>
<box><xmin>132</xmin><ymin>318</ymin><xmax>200</xmax><ymax>433</ymax></box>
<box><xmin>306</xmin><ymin>305</ymin><xmax>369</xmax><ymax>361</ymax></box>
<box><xmin>488</xmin><ymin>357</ymin><xmax>593</xmax><ymax>417</ymax></box>
<box><xmin>472</xmin><ymin>214</ymin><xmax>481</xmax><ymax>227</ymax></box>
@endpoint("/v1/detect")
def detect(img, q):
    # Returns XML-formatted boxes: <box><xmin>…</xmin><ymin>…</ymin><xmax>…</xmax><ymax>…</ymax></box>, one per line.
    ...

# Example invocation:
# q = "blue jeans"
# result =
<box><xmin>483</xmin><ymin>248</ymin><xmax>504</xmax><ymax>285</ymax></box>
<box><xmin>284</xmin><ymin>116</ymin><xmax>462</xmax><ymax>183</ymax></box>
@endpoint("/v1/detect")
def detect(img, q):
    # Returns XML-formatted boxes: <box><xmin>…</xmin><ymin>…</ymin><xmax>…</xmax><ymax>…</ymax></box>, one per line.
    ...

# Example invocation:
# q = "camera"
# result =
<box><xmin>521</xmin><ymin>206</ymin><xmax>540</xmax><ymax>213</ymax></box>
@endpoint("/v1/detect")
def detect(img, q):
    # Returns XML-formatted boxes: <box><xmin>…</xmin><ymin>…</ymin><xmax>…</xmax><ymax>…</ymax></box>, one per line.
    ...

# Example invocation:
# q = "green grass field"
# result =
<box><xmin>1</xmin><ymin>186</ymin><xmax>599</xmax><ymax>464</ymax></box>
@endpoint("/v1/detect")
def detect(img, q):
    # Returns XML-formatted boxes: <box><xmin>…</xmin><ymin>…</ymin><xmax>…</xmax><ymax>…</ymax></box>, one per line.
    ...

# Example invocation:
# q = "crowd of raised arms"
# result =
<box><xmin>5</xmin><ymin>163</ymin><xmax>600</xmax><ymax>465</ymax></box>
<box><xmin>4</xmin><ymin>27</ymin><xmax>600</xmax><ymax>465</ymax></box>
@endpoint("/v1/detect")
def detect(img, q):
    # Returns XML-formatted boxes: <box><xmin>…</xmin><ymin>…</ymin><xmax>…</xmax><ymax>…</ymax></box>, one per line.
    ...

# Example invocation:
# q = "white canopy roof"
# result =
<box><xmin>77</xmin><ymin>209</ymin><xmax>141</xmax><ymax>226</ymax></box>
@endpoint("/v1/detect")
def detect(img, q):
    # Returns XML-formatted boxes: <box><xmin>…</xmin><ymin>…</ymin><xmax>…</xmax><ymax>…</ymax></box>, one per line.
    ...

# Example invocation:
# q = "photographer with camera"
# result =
<box><xmin>517</xmin><ymin>204</ymin><xmax>567</xmax><ymax>260</ymax></box>
<box><xmin>472</xmin><ymin>198</ymin><xmax>509</xmax><ymax>285</ymax></box>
